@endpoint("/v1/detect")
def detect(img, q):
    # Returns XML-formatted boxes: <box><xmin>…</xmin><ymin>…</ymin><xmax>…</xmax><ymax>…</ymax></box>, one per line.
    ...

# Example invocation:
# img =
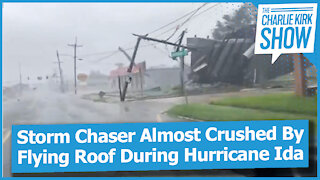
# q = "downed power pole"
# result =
<box><xmin>133</xmin><ymin>32</ymin><xmax>189</xmax><ymax>104</ymax></box>
<box><xmin>118</xmin><ymin>47</ymin><xmax>144</xmax><ymax>98</ymax></box>
<box><xmin>120</xmin><ymin>37</ymin><xmax>143</xmax><ymax>101</ymax></box>
<box><xmin>119</xmin><ymin>33</ymin><xmax>192</xmax><ymax>102</ymax></box>
<box><xmin>118</xmin><ymin>47</ymin><xmax>136</xmax><ymax>66</ymax></box>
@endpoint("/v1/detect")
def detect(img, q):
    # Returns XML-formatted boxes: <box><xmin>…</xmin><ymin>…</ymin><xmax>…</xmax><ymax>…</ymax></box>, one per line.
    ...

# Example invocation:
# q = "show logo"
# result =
<box><xmin>255</xmin><ymin>3</ymin><xmax>317</xmax><ymax>63</ymax></box>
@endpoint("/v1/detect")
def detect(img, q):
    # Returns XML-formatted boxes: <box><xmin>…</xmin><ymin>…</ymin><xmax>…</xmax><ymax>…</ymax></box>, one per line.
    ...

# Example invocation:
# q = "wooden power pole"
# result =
<box><xmin>293</xmin><ymin>53</ymin><xmax>307</xmax><ymax>96</ymax></box>
<box><xmin>119</xmin><ymin>46</ymin><xmax>144</xmax><ymax>99</ymax></box>
<box><xmin>68</xmin><ymin>37</ymin><xmax>83</xmax><ymax>95</ymax></box>
<box><xmin>175</xmin><ymin>31</ymin><xmax>188</xmax><ymax>104</ymax></box>
<box><xmin>120</xmin><ymin>37</ymin><xmax>142</xmax><ymax>101</ymax></box>
<box><xmin>56</xmin><ymin>50</ymin><xmax>64</xmax><ymax>92</ymax></box>
<box><xmin>133</xmin><ymin>32</ymin><xmax>189</xmax><ymax>103</ymax></box>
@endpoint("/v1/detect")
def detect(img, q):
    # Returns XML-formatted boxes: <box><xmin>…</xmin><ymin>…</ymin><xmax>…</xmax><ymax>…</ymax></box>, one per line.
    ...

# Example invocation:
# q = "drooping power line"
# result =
<box><xmin>80</xmin><ymin>3</ymin><xmax>222</xmax><ymax>63</ymax></box>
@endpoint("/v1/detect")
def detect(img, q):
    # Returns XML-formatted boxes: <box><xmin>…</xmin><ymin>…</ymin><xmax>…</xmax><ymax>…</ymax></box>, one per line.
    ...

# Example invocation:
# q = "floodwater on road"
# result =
<box><xmin>3</xmin><ymin>86</ymin><xmax>288</xmax><ymax>177</ymax></box>
<box><xmin>2</xmin><ymin>86</ymin><xmax>191</xmax><ymax>177</ymax></box>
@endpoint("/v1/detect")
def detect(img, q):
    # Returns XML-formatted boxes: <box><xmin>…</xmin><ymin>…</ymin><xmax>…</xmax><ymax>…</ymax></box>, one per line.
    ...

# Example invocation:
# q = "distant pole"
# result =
<box><xmin>56</xmin><ymin>50</ymin><xmax>64</xmax><ymax>92</ymax></box>
<box><xmin>68</xmin><ymin>37</ymin><xmax>83</xmax><ymax>95</ymax></box>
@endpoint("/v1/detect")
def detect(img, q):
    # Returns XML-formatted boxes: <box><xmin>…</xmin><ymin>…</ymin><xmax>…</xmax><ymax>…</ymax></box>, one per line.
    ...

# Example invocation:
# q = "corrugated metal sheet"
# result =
<box><xmin>187</xmin><ymin>37</ymin><xmax>314</xmax><ymax>86</ymax></box>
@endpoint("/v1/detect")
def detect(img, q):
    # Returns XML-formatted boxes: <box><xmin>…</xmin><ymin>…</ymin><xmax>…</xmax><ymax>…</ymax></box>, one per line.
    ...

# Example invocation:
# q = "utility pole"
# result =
<box><xmin>119</xmin><ymin>47</ymin><xmax>145</xmax><ymax>98</ymax></box>
<box><xmin>293</xmin><ymin>53</ymin><xmax>307</xmax><ymax>96</ymax></box>
<box><xmin>120</xmin><ymin>37</ymin><xmax>142</xmax><ymax>101</ymax></box>
<box><xmin>180</xmin><ymin>54</ymin><xmax>188</xmax><ymax>104</ymax></box>
<box><xmin>118</xmin><ymin>47</ymin><xmax>136</xmax><ymax>66</ymax></box>
<box><xmin>118</xmin><ymin>76</ymin><xmax>122</xmax><ymax>101</ymax></box>
<box><xmin>133</xmin><ymin>31</ymin><xmax>190</xmax><ymax>104</ymax></box>
<box><xmin>176</xmin><ymin>30</ymin><xmax>188</xmax><ymax>104</ymax></box>
<box><xmin>133</xmin><ymin>32</ymin><xmax>190</xmax><ymax>103</ymax></box>
<box><xmin>118</xmin><ymin>46</ymin><xmax>135</xmax><ymax>100</ymax></box>
<box><xmin>139</xmin><ymin>67</ymin><xmax>144</xmax><ymax>97</ymax></box>
<box><xmin>56</xmin><ymin>50</ymin><xmax>64</xmax><ymax>92</ymax></box>
<box><xmin>68</xmin><ymin>37</ymin><xmax>83</xmax><ymax>95</ymax></box>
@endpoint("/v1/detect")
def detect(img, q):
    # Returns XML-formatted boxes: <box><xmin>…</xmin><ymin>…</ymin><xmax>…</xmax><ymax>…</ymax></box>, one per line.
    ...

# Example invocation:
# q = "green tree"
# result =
<box><xmin>212</xmin><ymin>3</ymin><xmax>257</xmax><ymax>40</ymax></box>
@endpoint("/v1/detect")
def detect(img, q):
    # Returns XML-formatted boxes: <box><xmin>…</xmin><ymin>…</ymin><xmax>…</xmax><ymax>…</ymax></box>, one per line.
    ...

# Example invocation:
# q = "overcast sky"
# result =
<box><xmin>3</xmin><ymin>3</ymin><xmax>242</xmax><ymax>86</ymax></box>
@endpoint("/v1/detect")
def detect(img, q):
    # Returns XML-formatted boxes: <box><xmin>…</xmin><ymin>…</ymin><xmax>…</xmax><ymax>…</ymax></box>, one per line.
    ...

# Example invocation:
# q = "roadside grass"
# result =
<box><xmin>210</xmin><ymin>92</ymin><xmax>317</xmax><ymax>116</ymax></box>
<box><xmin>167</xmin><ymin>104</ymin><xmax>316</xmax><ymax>123</ymax></box>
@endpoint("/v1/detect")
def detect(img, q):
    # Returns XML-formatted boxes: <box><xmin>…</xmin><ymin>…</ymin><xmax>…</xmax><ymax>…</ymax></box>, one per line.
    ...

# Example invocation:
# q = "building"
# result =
<box><xmin>108</xmin><ymin>62</ymin><xmax>189</xmax><ymax>93</ymax></box>
<box><xmin>144</xmin><ymin>66</ymin><xmax>189</xmax><ymax>90</ymax></box>
<box><xmin>108</xmin><ymin>62</ymin><xmax>146</xmax><ymax>92</ymax></box>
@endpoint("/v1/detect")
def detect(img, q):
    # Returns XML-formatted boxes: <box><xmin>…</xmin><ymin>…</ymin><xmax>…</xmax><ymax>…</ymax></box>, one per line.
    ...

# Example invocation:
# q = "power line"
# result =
<box><xmin>86</xmin><ymin>43</ymin><xmax>157</xmax><ymax>63</ymax></box>
<box><xmin>81</xmin><ymin>50</ymin><xmax>119</xmax><ymax>58</ymax></box>
<box><xmin>146</xmin><ymin>41</ymin><xmax>171</xmax><ymax>57</ymax></box>
<box><xmin>156</xmin><ymin>3</ymin><xmax>221</xmax><ymax>40</ymax></box>
<box><xmin>77</xmin><ymin>3</ymin><xmax>222</xmax><ymax>63</ymax></box>
<box><xmin>92</xmin><ymin>50</ymin><xmax>119</xmax><ymax>62</ymax></box>
<box><xmin>147</xmin><ymin>3</ymin><xmax>208</xmax><ymax>35</ymax></box>
<box><xmin>192</xmin><ymin>3</ymin><xmax>222</xmax><ymax>19</ymax></box>
<box><xmin>164</xmin><ymin>3</ymin><xmax>207</xmax><ymax>41</ymax></box>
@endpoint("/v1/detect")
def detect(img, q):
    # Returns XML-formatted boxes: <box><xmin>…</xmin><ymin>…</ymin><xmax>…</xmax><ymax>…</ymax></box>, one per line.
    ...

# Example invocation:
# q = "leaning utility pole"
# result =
<box><xmin>56</xmin><ymin>50</ymin><xmax>64</xmax><ymax>92</ymax></box>
<box><xmin>118</xmin><ymin>76</ymin><xmax>122</xmax><ymax>101</ymax></box>
<box><xmin>68</xmin><ymin>37</ymin><xmax>83</xmax><ymax>95</ymax></box>
<box><xmin>120</xmin><ymin>37</ymin><xmax>142</xmax><ymax>101</ymax></box>
<box><xmin>118</xmin><ymin>47</ymin><xmax>136</xmax><ymax>66</ymax></box>
<box><xmin>133</xmin><ymin>32</ymin><xmax>189</xmax><ymax>103</ymax></box>
<box><xmin>119</xmin><ymin>46</ymin><xmax>145</xmax><ymax>98</ymax></box>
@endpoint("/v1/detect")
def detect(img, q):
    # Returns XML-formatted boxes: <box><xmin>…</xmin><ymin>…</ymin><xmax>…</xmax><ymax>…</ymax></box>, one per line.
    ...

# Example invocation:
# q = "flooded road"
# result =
<box><xmin>4</xmin><ymin>85</ymin><xmax>279</xmax><ymax>177</ymax></box>
<box><xmin>3</xmin><ymin>86</ymin><xmax>296</xmax><ymax>177</ymax></box>
<box><xmin>2</xmin><ymin>86</ymin><xmax>192</xmax><ymax>177</ymax></box>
